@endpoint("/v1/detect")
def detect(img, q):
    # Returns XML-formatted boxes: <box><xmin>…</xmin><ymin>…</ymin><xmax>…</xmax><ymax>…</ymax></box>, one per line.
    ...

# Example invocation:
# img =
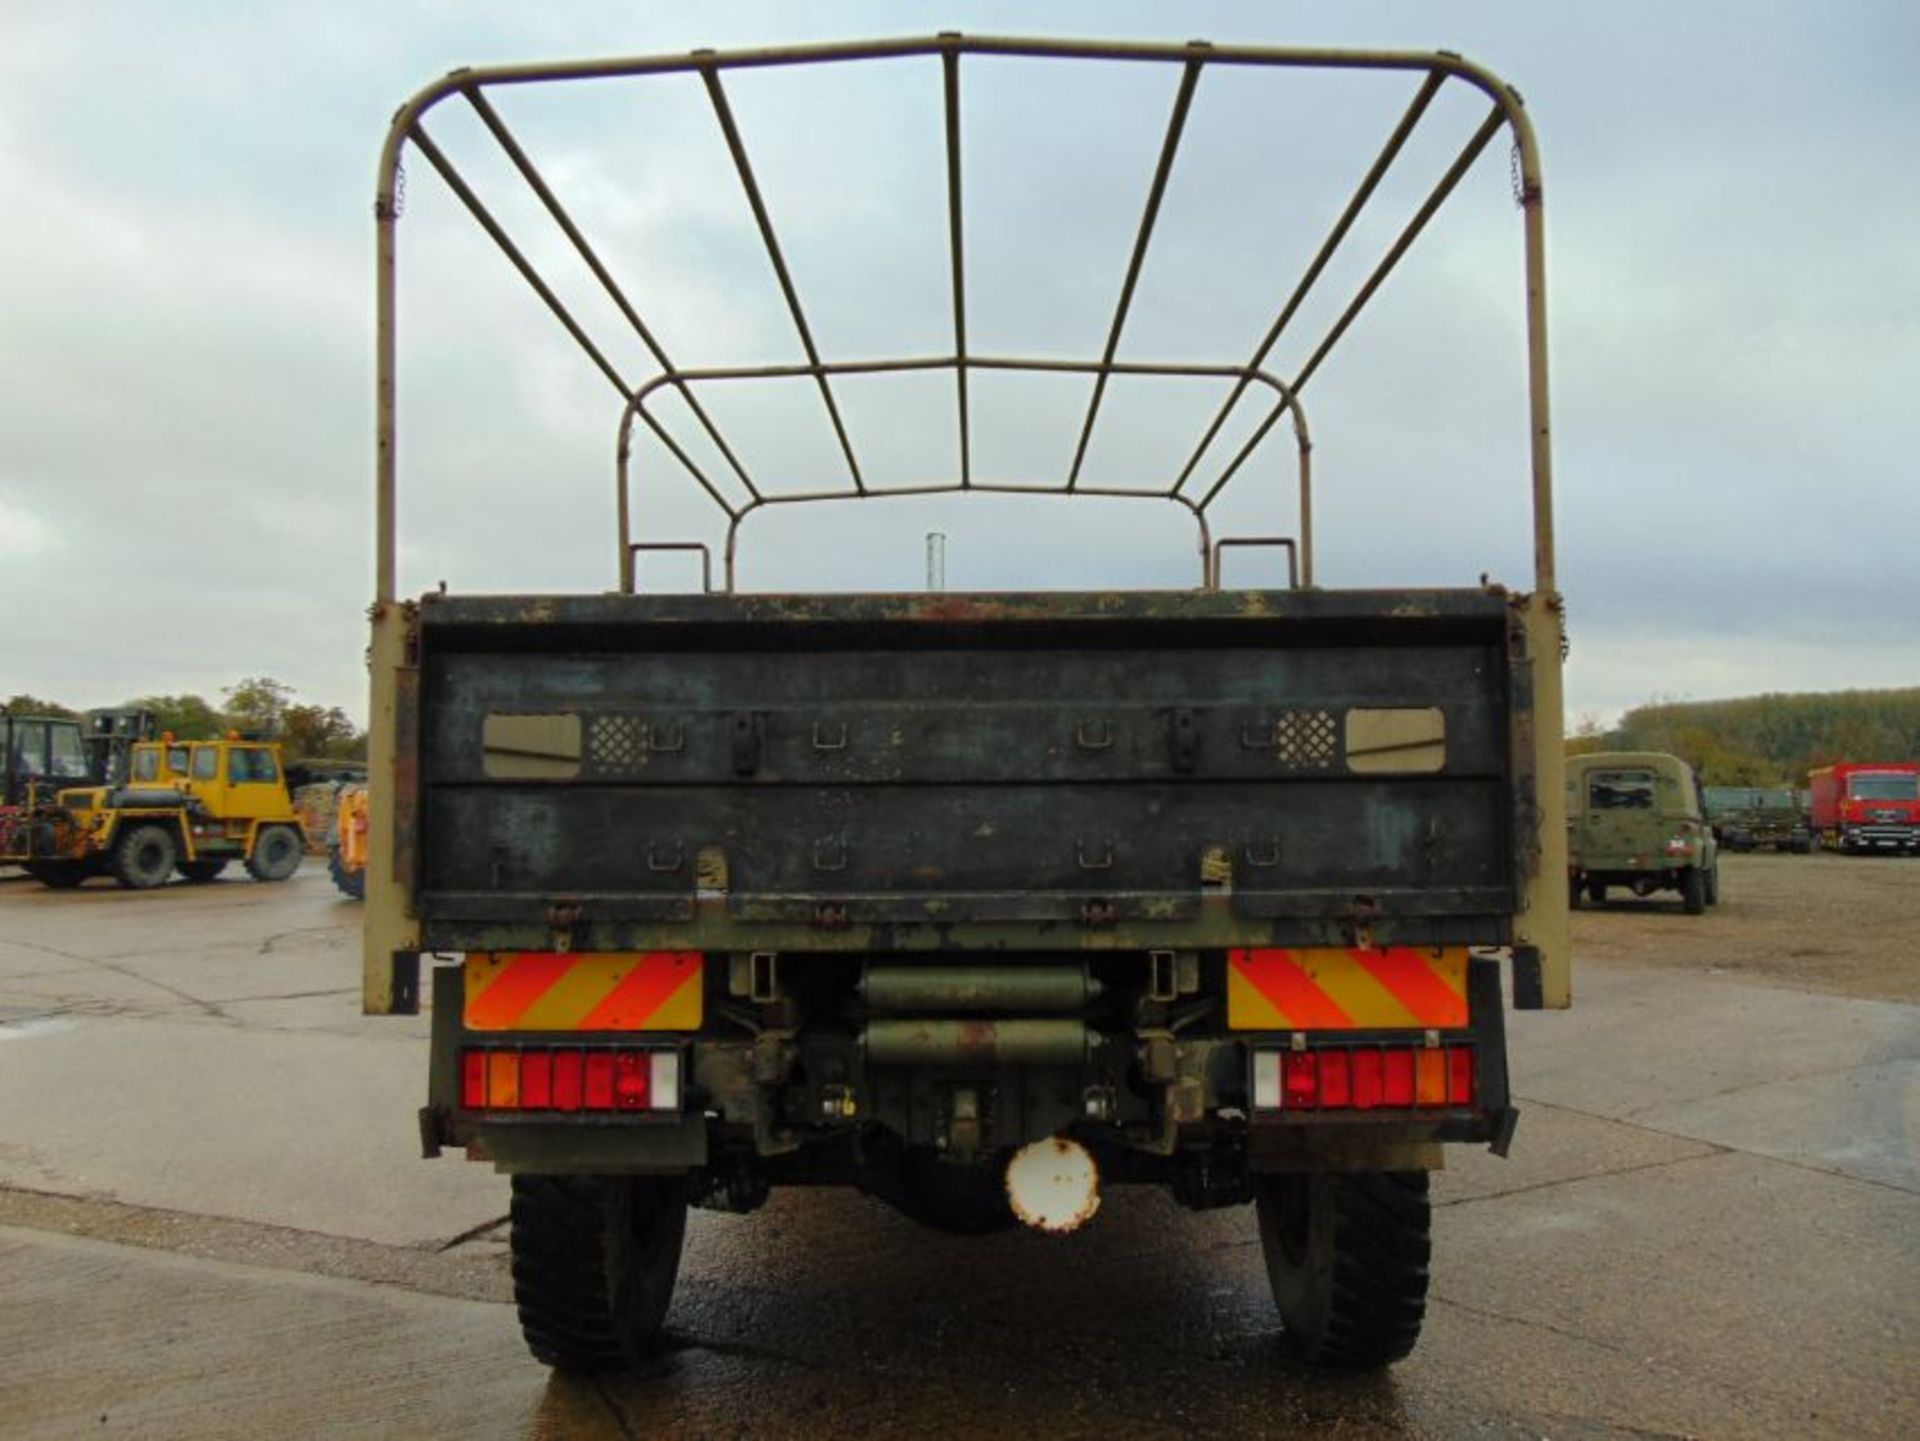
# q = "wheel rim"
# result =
<box><xmin>256</xmin><ymin>830</ymin><xmax>297</xmax><ymax>875</ymax></box>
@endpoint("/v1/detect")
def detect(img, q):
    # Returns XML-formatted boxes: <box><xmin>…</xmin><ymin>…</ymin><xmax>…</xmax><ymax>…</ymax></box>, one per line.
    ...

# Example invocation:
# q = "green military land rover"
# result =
<box><xmin>1568</xmin><ymin>751</ymin><xmax>1720</xmax><ymax>914</ymax></box>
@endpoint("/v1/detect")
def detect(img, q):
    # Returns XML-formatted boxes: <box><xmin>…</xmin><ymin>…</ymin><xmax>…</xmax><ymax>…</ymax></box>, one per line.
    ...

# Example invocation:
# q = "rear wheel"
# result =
<box><xmin>112</xmin><ymin>823</ymin><xmax>178</xmax><ymax>889</ymax></box>
<box><xmin>244</xmin><ymin>825</ymin><xmax>302</xmax><ymax>882</ymax></box>
<box><xmin>177</xmin><ymin>858</ymin><xmax>228</xmax><ymax>884</ymax></box>
<box><xmin>510</xmin><ymin>1175</ymin><xmax>688</xmax><ymax>1371</ymax></box>
<box><xmin>25</xmin><ymin>860</ymin><xmax>88</xmax><ymax>889</ymax></box>
<box><xmin>1682</xmin><ymin>866</ymin><xmax>1706</xmax><ymax>914</ymax></box>
<box><xmin>1704</xmin><ymin>864</ymin><xmax>1720</xmax><ymax>906</ymax></box>
<box><xmin>1256</xmin><ymin>1170</ymin><xmax>1430</xmax><ymax>1369</ymax></box>
<box><xmin>1586</xmin><ymin>880</ymin><xmax>1607</xmax><ymax>905</ymax></box>
<box><xmin>328</xmin><ymin>843</ymin><xmax>364</xmax><ymax>900</ymax></box>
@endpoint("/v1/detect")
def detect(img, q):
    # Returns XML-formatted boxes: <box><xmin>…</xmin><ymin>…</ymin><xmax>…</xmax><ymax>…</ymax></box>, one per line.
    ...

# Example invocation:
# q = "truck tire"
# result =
<box><xmin>177</xmin><ymin>858</ymin><xmax>229</xmax><ymax>884</ymax></box>
<box><xmin>510</xmin><ymin>1174</ymin><xmax>687</xmax><ymax>1371</ymax></box>
<box><xmin>25</xmin><ymin>860</ymin><xmax>88</xmax><ymax>889</ymax></box>
<box><xmin>328</xmin><ymin>843</ymin><xmax>365</xmax><ymax>900</ymax></box>
<box><xmin>244</xmin><ymin>825</ymin><xmax>303</xmax><ymax>882</ymax></box>
<box><xmin>1255</xmin><ymin>1170</ymin><xmax>1430</xmax><ymax>1369</ymax></box>
<box><xmin>1585</xmin><ymin>880</ymin><xmax>1607</xmax><ymax>905</ymax></box>
<box><xmin>1681</xmin><ymin>866</ymin><xmax>1705</xmax><ymax>915</ymax></box>
<box><xmin>1704</xmin><ymin>864</ymin><xmax>1720</xmax><ymax>907</ymax></box>
<box><xmin>112</xmin><ymin>823</ymin><xmax>178</xmax><ymax>890</ymax></box>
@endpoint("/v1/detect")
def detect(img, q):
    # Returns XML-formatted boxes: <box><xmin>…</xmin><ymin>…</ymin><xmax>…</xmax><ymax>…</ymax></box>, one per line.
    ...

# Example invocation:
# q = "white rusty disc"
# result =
<box><xmin>1005</xmin><ymin>1135</ymin><xmax>1101</xmax><ymax>1234</ymax></box>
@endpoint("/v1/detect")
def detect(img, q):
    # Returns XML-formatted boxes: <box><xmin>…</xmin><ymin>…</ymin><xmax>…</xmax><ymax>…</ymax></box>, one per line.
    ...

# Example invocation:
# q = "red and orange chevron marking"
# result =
<box><xmin>1227</xmin><ymin>947</ymin><xmax>1468</xmax><ymax>1031</ymax></box>
<box><xmin>464</xmin><ymin>951</ymin><xmax>702</xmax><ymax>1032</ymax></box>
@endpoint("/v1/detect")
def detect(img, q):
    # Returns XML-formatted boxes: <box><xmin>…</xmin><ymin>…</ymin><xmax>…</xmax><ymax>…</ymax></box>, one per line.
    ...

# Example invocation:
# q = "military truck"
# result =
<box><xmin>1704</xmin><ymin>785</ymin><xmax>1811</xmax><ymax>853</ymax></box>
<box><xmin>364</xmin><ymin>36</ymin><xmax>1570</xmax><ymax>1372</ymax></box>
<box><xmin>1568</xmin><ymin>751</ymin><xmax>1720</xmax><ymax>913</ymax></box>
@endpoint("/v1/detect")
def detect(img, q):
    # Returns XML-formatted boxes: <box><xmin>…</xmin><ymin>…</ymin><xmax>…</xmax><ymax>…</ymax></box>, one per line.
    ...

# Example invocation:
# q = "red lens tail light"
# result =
<box><xmin>1448</xmin><ymin>1047</ymin><xmax>1475</xmax><ymax>1105</ymax></box>
<box><xmin>553</xmin><ymin>1051</ymin><xmax>583</xmax><ymax>1111</ymax></box>
<box><xmin>459</xmin><ymin>1047</ymin><xmax>681</xmax><ymax>1115</ymax></box>
<box><xmin>461</xmin><ymin>1051</ymin><xmax>486</xmax><ymax>1109</ymax></box>
<box><xmin>1351</xmin><ymin>1051</ymin><xmax>1384</xmax><ymax>1110</ymax></box>
<box><xmin>1319</xmin><ymin>1050</ymin><xmax>1351</xmax><ymax>1107</ymax></box>
<box><xmin>1382</xmin><ymin>1050</ymin><xmax>1416</xmax><ymax>1107</ymax></box>
<box><xmin>614</xmin><ymin>1053</ymin><xmax>650</xmax><ymax>1110</ymax></box>
<box><xmin>1283</xmin><ymin>1051</ymin><xmax>1318</xmax><ymax>1107</ymax></box>
<box><xmin>520</xmin><ymin>1051</ymin><xmax>553</xmax><ymax>1109</ymax></box>
<box><xmin>583</xmin><ymin>1053</ymin><xmax>615</xmax><ymax>1110</ymax></box>
<box><xmin>1251</xmin><ymin>1044</ymin><xmax>1477</xmax><ymax>1113</ymax></box>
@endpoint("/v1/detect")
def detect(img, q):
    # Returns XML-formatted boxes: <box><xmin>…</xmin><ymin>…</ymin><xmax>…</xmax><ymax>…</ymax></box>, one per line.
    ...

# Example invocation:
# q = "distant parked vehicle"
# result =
<box><xmin>1808</xmin><ymin>763</ymin><xmax>1920</xmax><ymax>854</ymax></box>
<box><xmin>328</xmin><ymin>783</ymin><xmax>367</xmax><ymax>900</ymax></box>
<box><xmin>2</xmin><ymin>712</ymin><xmax>93</xmax><ymax>807</ymax></box>
<box><xmin>5</xmin><ymin>735</ymin><xmax>306</xmax><ymax>889</ymax></box>
<box><xmin>1704</xmin><ymin>786</ymin><xmax>1811</xmax><ymax>853</ymax></box>
<box><xmin>82</xmin><ymin>708</ymin><xmax>159</xmax><ymax>786</ymax></box>
<box><xmin>1568</xmin><ymin>751</ymin><xmax>1720</xmax><ymax>914</ymax></box>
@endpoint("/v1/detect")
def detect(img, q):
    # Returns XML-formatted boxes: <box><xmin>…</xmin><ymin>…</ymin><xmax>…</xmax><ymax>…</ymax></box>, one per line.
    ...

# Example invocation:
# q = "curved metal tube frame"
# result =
<box><xmin>374</xmin><ymin>34</ymin><xmax>1554</xmax><ymax>605</ymax></box>
<box><xmin>615</xmin><ymin>357</ymin><xmax>1311</xmax><ymax>593</ymax></box>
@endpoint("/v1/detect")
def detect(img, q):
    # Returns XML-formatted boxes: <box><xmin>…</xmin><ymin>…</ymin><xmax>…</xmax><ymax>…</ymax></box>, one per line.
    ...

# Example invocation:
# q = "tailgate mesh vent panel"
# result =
<box><xmin>1275</xmin><ymin>710</ymin><xmax>1338</xmax><ymax>769</ymax></box>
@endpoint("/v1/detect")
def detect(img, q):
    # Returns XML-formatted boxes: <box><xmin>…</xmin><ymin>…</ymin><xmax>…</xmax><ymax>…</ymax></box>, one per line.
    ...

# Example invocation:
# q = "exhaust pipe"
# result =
<box><xmin>1004</xmin><ymin>1136</ymin><xmax>1101</xmax><ymax>1234</ymax></box>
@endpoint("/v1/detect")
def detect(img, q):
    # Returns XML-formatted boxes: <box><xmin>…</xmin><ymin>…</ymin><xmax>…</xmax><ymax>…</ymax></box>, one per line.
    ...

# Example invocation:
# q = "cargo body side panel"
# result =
<box><xmin>411</xmin><ymin>589</ymin><xmax>1523</xmax><ymax>956</ymax></box>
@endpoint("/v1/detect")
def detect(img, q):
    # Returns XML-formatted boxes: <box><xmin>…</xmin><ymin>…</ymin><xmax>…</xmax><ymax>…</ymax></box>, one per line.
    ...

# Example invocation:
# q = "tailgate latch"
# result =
<box><xmin>730</xmin><ymin>712</ymin><xmax>762</xmax><ymax>776</ymax></box>
<box><xmin>1169</xmin><ymin>707</ymin><xmax>1200</xmax><ymax>773</ymax></box>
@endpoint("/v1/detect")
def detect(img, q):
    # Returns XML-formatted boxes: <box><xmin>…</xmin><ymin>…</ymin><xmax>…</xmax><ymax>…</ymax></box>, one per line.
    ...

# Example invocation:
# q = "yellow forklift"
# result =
<box><xmin>9</xmin><ymin>734</ymin><xmax>306</xmax><ymax>889</ymax></box>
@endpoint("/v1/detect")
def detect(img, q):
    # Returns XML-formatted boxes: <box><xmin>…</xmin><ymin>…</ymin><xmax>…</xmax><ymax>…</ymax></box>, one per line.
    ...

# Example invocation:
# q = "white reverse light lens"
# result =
<box><xmin>649</xmin><ymin>1051</ymin><xmax>681</xmax><ymax>1111</ymax></box>
<box><xmin>1252</xmin><ymin>1049</ymin><xmax>1283</xmax><ymax>1110</ymax></box>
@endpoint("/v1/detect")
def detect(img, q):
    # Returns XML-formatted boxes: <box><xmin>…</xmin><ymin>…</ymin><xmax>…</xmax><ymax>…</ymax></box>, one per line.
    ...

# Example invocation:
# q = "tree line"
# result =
<box><xmin>4</xmin><ymin>677</ymin><xmax>365</xmax><ymax>761</ymax></box>
<box><xmin>1570</xmin><ymin>687</ymin><xmax>1920</xmax><ymax>785</ymax></box>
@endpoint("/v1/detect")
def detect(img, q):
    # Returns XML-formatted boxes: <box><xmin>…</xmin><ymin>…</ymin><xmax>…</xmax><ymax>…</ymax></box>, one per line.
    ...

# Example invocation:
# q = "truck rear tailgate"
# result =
<box><xmin>407</xmin><ymin>589</ymin><xmax>1526</xmax><ymax>953</ymax></box>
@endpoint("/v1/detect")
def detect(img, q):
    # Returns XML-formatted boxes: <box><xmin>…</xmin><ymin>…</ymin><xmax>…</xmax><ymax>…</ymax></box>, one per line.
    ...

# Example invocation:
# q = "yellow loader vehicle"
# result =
<box><xmin>329</xmin><ymin>783</ymin><xmax>369</xmax><ymax>900</ymax></box>
<box><xmin>15</xmin><ymin>735</ymin><xmax>306</xmax><ymax>889</ymax></box>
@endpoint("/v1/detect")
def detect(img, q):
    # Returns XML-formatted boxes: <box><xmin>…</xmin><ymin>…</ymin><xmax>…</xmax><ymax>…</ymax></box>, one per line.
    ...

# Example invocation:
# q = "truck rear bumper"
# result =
<box><xmin>1839</xmin><ymin>825</ymin><xmax>1916</xmax><ymax>849</ymax></box>
<box><xmin>421</xmin><ymin>953</ymin><xmax>1516</xmax><ymax>1185</ymax></box>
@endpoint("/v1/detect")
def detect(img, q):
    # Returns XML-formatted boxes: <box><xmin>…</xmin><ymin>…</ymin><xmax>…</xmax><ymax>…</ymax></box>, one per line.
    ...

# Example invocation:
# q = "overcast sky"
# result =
<box><xmin>3</xmin><ymin>2</ymin><xmax>1916</xmax><ymax>728</ymax></box>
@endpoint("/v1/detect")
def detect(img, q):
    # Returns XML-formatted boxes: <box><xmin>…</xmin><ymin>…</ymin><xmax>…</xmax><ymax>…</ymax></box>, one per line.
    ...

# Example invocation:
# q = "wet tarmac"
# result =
<box><xmin>1</xmin><ymin>862</ymin><xmax>1916</xmax><ymax>1438</ymax></box>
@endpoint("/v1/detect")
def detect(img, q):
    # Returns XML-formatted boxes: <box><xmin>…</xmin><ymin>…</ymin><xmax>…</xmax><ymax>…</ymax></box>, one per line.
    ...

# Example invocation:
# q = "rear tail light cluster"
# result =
<box><xmin>1251</xmin><ymin>1045</ymin><xmax>1474</xmax><ymax>1113</ymax></box>
<box><xmin>460</xmin><ymin>1047</ymin><xmax>682</xmax><ymax>1114</ymax></box>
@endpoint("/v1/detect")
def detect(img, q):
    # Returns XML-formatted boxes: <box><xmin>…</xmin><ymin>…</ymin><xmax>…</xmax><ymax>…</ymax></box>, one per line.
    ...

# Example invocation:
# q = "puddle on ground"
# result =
<box><xmin>0</xmin><ymin>1009</ymin><xmax>79</xmax><ymax>1040</ymax></box>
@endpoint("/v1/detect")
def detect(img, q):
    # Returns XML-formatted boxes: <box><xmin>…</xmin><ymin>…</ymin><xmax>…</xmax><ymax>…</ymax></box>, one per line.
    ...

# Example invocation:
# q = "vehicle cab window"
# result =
<box><xmin>168</xmin><ymin>746</ymin><xmax>190</xmax><ymax>776</ymax></box>
<box><xmin>1850</xmin><ymin>774</ymin><xmax>1919</xmax><ymax>802</ymax></box>
<box><xmin>49</xmin><ymin>725</ymin><xmax>88</xmax><ymax>779</ymax></box>
<box><xmin>228</xmin><ymin>747</ymin><xmax>279</xmax><ymax>784</ymax></box>
<box><xmin>132</xmin><ymin>749</ymin><xmax>161</xmax><ymax>784</ymax></box>
<box><xmin>1589</xmin><ymin>769</ymin><xmax>1655</xmax><ymax>810</ymax></box>
<box><xmin>192</xmin><ymin>747</ymin><xmax>220</xmax><ymax>781</ymax></box>
<box><xmin>10</xmin><ymin>721</ymin><xmax>48</xmax><ymax>777</ymax></box>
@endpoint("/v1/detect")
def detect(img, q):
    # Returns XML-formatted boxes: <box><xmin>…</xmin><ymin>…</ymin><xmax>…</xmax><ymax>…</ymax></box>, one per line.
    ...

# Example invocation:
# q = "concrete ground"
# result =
<box><xmin>0</xmin><ymin>855</ymin><xmax>1915</xmax><ymax>1439</ymax></box>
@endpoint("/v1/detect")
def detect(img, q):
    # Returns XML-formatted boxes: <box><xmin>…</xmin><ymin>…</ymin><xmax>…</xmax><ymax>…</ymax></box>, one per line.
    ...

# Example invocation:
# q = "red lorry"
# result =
<box><xmin>1809</xmin><ymin>763</ymin><xmax>1920</xmax><ymax>853</ymax></box>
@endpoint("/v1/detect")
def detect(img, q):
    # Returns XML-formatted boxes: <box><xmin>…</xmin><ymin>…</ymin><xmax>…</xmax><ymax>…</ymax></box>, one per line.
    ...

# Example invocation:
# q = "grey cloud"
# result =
<box><xmin>2</xmin><ymin>2</ymin><xmax>1916</xmax><ymax>729</ymax></box>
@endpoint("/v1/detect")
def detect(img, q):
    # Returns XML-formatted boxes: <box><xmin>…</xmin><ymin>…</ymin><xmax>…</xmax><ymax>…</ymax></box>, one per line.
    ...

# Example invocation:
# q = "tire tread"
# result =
<box><xmin>1311</xmin><ymin>1171</ymin><xmax>1431</xmax><ymax>1369</ymax></box>
<box><xmin>509</xmin><ymin>1174</ymin><xmax>684</xmax><ymax>1372</ymax></box>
